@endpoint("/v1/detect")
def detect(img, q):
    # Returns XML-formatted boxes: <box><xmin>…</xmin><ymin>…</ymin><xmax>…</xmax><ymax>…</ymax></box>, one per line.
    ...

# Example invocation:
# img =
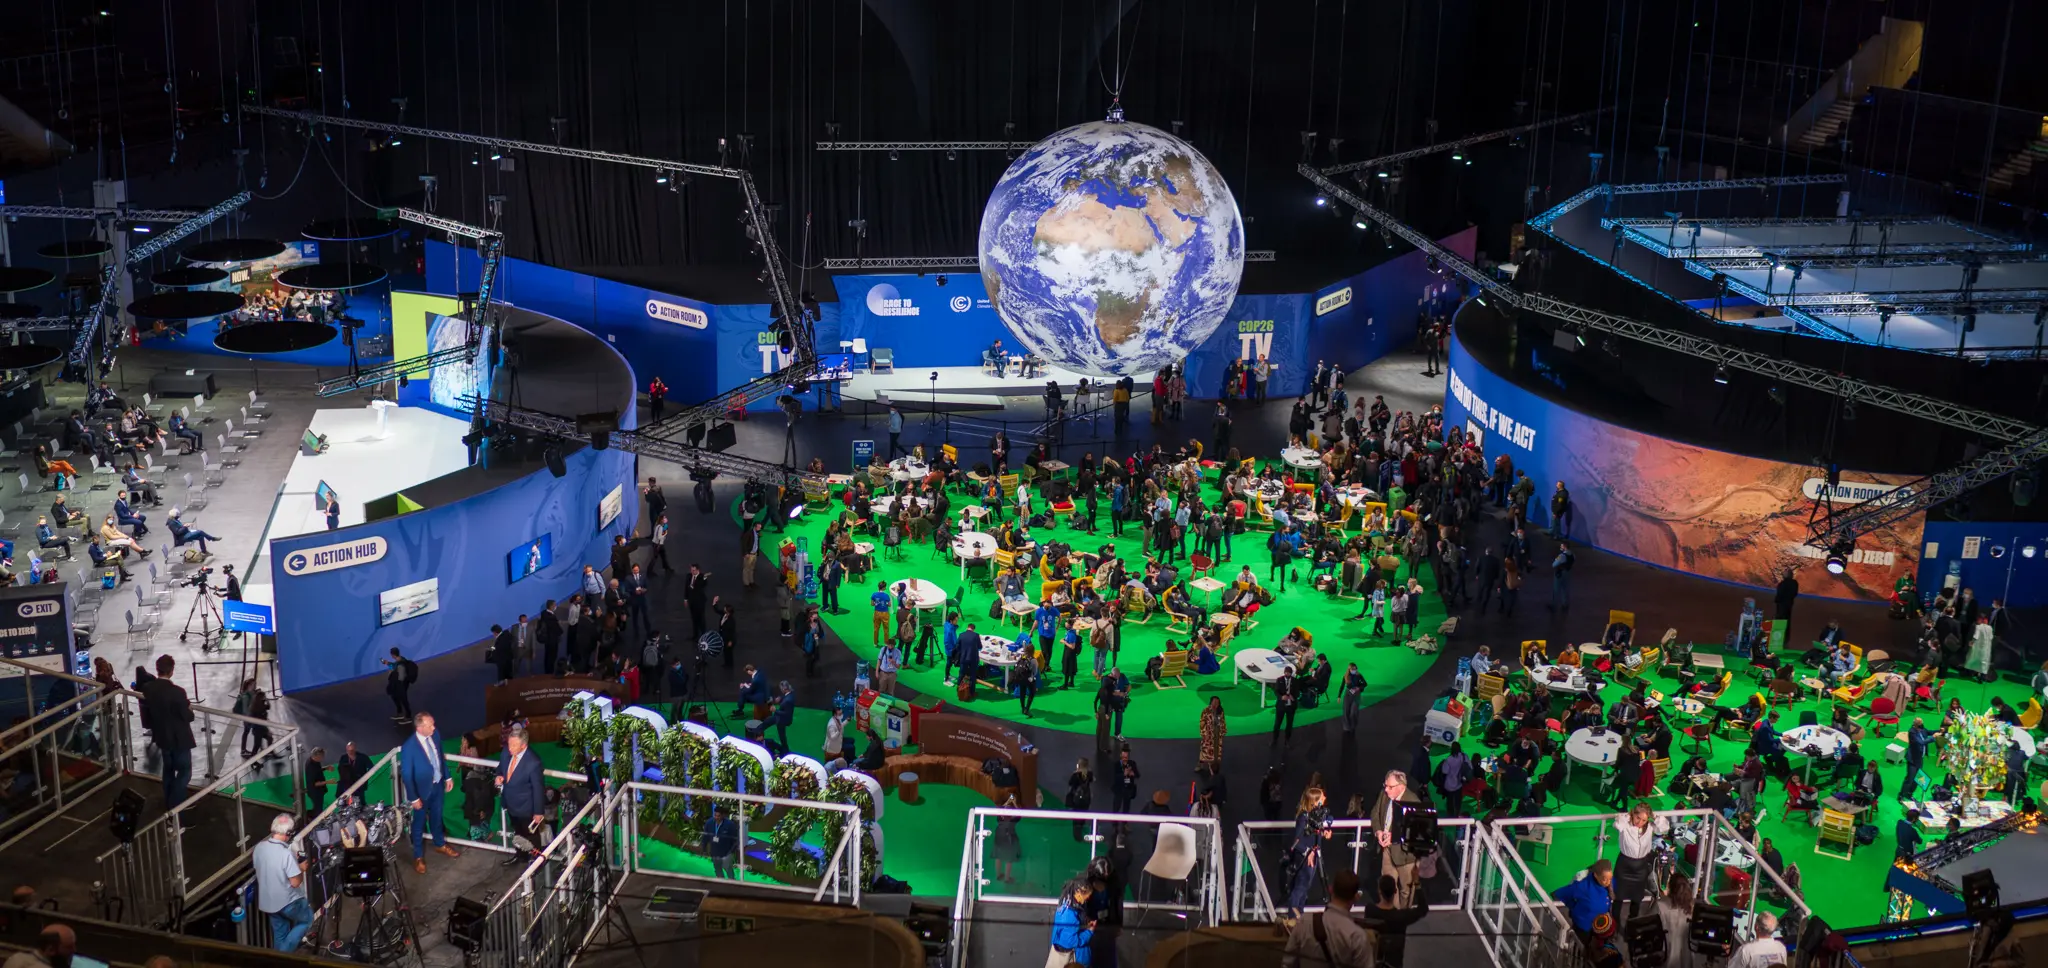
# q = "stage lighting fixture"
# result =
<box><xmin>1314</xmin><ymin>195</ymin><xmax>1328</xmax><ymax>207</ymax></box>
<box><xmin>2024</xmin><ymin>545</ymin><xmax>2038</xmax><ymax>558</ymax></box>
<box><xmin>576</xmin><ymin>411</ymin><xmax>619</xmax><ymax>451</ymax></box>
<box><xmin>936</xmin><ymin>274</ymin><xmax>948</xmax><ymax>287</ymax></box>
<box><xmin>109</xmin><ymin>789</ymin><xmax>144</xmax><ymax>843</ymax></box>
<box><xmin>1475</xmin><ymin>296</ymin><xmax>1487</xmax><ymax>307</ymax></box>
<box><xmin>1712</xmin><ymin>364</ymin><xmax>1730</xmax><ymax>384</ymax></box>
<box><xmin>1376</xmin><ymin>171</ymin><xmax>1389</xmax><ymax>179</ymax></box>
<box><xmin>1824</xmin><ymin>539</ymin><xmax>1855</xmax><ymax>575</ymax></box>
<box><xmin>542</xmin><ymin>446</ymin><xmax>567</xmax><ymax>479</ymax></box>
<box><xmin>888</xmin><ymin>149</ymin><xmax>900</xmax><ymax>161</ymax></box>
<box><xmin>1962</xmin><ymin>870</ymin><xmax>2000</xmax><ymax>911</ymax></box>
<box><xmin>2013</xmin><ymin>470</ymin><xmax>2037</xmax><ymax>507</ymax></box>
<box><xmin>1767</xmin><ymin>386</ymin><xmax>1786</xmax><ymax>406</ymax></box>
<box><xmin>1351</xmin><ymin>210</ymin><xmax>1367</xmax><ymax>230</ymax></box>
<box><xmin>1573</xmin><ymin>327</ymin><xmax>1586</xmax><ymax>348</ymax></box>
<box><xmin>1841</xmin><ymin>399</ymin><xmax>1857</xmax><ymax>421</ymax></box>
<box><xmin>1450</xmin><ymin>153</ymin><xmax>1463</xmax><ymax>161</ymax></box>
<box><xmin>446</xmin><ymin>897</ymin><xmax>490</xmax><ymax>953</ymax></box>
<box><xmin>655</xmin><ymin>172</ymin><xmax>670</xmax><ymax>184</ymax></box>
<box><xmin>946</xmin><ymin>149</ymin><xmax>958</xmax><ymax>161</ymax></box>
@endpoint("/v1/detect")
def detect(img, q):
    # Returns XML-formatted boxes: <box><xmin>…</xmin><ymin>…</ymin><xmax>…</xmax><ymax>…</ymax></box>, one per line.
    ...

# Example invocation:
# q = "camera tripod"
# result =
<box><xmin>179</xmin><ymin>578</ymin><xmax>225</xmax><ymax>649</ymax></box>
<box><xmin>333</xmin><ymin>851</ymin><xmax>424</xmax><ymax>967</ymax></box>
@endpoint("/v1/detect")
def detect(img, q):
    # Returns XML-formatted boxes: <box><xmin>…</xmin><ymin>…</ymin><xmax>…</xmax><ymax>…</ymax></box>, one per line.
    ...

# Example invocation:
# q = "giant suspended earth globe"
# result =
<box><xmin>978</xmin><ymin>115</ymin><xmax>1244</xmax><ymax>378</ymax></box>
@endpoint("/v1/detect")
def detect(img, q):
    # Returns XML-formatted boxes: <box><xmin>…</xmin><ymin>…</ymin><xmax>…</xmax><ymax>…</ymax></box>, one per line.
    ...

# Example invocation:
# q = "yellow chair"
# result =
<box><xmin>1831</xmin><ymin>673</ymin><xmax>1881</xmax><ymax>706</ymax></box>
<box><xmin>1163</xmin><ymin>603</ymin><xmax>1193</xmax><ymax>635</ymax></box>
<box><xmin>1606</xmin><ymin>609</ymin><xmax>1636</xmax><ymax>648</ymax></box>
<box><xmin>2020</xmin><ymin>698</ymin><xmax>2043</xmax><ymax>730</ymax></box>
<box><xmin>1249</xmin><ymin>498</ymin><xmax>1274</xmax><ymax>532</ymax></box>
<box><xmin>1816</xmin><ymin>809</ymin><xmax>1857</xmax><ymax>860</ymax></box>
<box><xmin>1519</xmin><ymin>640</ymin><xmax>1548</xmax><ymax>668</ymax></box>
<box><xmin>1697</xmin><ymin>670</ymin><xmax>1733</xmax><ymax>702</ymax></box>
<box><xmin>941</xmin><ymin>443</ymin><xmax>959</xmax><ymax>465</ymax></box>
<box><xmin>1646</xmin><ymin>757</ymin><xmax>1672</xmax><ymax>797</ymax></box>
<box><xmin>1121</xmin><ymin>586</ymin><xmax>1153</xmax><ymax>624</ymax></box>
<box><xmin>998</xmin><ymin>472</ymin><xmax>1020</xmax><ymax>502</ymax></box>
<box><xmin>1155</xmin><ymin>649</ymin><xmax>1189</xmax><ymax>689</ymax></box>
<box><xmin>1475</xmin><ymin>673</ymin><xmax>1506</xmax><ymax>706</ymax></box>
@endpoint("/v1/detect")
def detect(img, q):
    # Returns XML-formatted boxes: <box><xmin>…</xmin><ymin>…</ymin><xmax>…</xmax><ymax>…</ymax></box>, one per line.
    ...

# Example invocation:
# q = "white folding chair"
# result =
<box><xmin>89</xmin><ymin>455</ymin><xmax>117</xmax><ymax>477</ymax></box>
<box><xmin>135</xmin><ymin>580</ymin><xmax>167</xmax><ymax>612</ymax></box>
<box><xmin>201</xmin><ymin>455</ymin><xmax>227</xmax><ymax>488</ymax></box>
<box><xmin>182</xmin><ymin>472</ymin><xmax>211</xmax><ymax>508</ymax></box>
<box><xmin>216</xmin><ymin>434</ymin><xmax>242</xmax><ymax>467</ymax></box>
<box><xmin>144</xmin><ymin>393</ymin><xmax>166</xmax><ymax>414</ymax></box>
<box><xmin>126</xmin><ymin>608</ymin><xmax>159</xmax><ymax>641</ymax></box>
<box><xmin>247</xmin><ymin>389</ymin><xmax>271</xmax><ymax>418</ymax></box>
<box><xmin>192</xmin><ymin>394</ymin><xmax>214</xmax><ymax>417</ymax></box>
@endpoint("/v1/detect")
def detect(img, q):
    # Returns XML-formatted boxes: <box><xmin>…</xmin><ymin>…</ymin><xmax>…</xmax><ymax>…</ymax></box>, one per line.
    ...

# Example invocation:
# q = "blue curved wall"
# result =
<box><xmin>268</xmin><ymin>304</ymin><xmax>638</xmax><ymax>693</ymax></box>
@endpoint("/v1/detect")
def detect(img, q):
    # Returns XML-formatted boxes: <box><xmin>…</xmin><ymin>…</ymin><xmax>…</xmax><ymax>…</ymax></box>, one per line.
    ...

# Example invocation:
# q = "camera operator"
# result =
<box><xmin>253</xmin><ymin>812</ymin><xmax>314</xmax><ymax>951</ymax></box>
<box><xmin>494</xmin><ymin>728</ymin><xmax>549</xmax><ymax>866</ymax></box>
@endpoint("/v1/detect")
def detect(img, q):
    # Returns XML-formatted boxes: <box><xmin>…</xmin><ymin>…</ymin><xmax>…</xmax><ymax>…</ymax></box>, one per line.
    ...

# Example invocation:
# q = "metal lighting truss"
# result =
<box><xmin>1527</xmin><ymin>174</ymin><xmax>1848</xmax><ymax>230</ymax></box>
<box><xmin>0</xmin><ymin>205</ymin><xmax>204</xmax><ymax>222</ymax></box>
<box><xmin>1691</xmin><ymin>250</ymin><xmax>2048</xmax><ymax>271</ymax></box>
<box><xmin>818</xmin><ymin>250</ymin><xmax>1275</xmax><ymax>270</ymax></box>
<box><xmin>71</xmin><ymin>190</ymin><xmax>251</xmax><ymax>367</ymax></box>
<box><xmin>1793</xmin><ymin>298</ymin><xmax>2047</xmax><ymax>317</ymax></box>
<box><xmin>1675</xmin><ymin>259</ymin><xmax>2048</xmax><ymax>310</ymax></box>
<box><xmin>315</xmin><ymin>209</ymin><xmax>505</xmax><ymax>397</ymax></box>
<box><xmin>1806</xmin><ymin>428</ymin><xmax>2048</xmax><ymax>553</ymax></box>
<box><xmin>812</xmin><ymin>141</ymin><xmax>1039</xmax><ymax>153</ymax></box>
<box><xmin>1607</xmin><ymin>229</ymin><xmax>2033</xmax><ymax>260</ymax></box>
<box><xmin>1600</xmin><ymin>214</ymin><xmax>1955</xmax><ymax>230</ymax></box>
<box><xmin>1318</xmin><ymin>109</ymin><xmax>1612</xmax><ymax>176</ymax></box>
<box><xmin>1301</xmin><ymin>161</ymin><xmax>2043</xmax><ymax>542</ymax></box>
<box><xmin>0</xmin><ymin>317</ymin><xmax>92</xmax><ymax>333</ymax></box>
<box><xmin>242</xmin><ymin>105</ymin><xmax>736</xmax><ymax>178</ymax></box>
<box><xmin>479</xmin><ymin>398</ymin><xmax>824</xmax><ymax>491</ymax></box>
<box><xmin>244</xmin><ymin>106</ymin><xmax>809</xmax><ymax>452</ymax></box>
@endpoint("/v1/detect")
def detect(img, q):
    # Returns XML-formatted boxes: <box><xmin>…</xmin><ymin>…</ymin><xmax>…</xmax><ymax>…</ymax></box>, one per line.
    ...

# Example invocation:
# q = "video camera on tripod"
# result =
<box><xmin>180</xmin><ymin>565</ymin><xmax>216</xmax><ymax>589</ymax></box>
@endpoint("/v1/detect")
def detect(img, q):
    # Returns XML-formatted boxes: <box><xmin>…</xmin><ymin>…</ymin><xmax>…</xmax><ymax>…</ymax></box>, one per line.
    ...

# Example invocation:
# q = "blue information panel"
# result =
<box><xmin>851</xmin><ymin>439</ymin><xmax>875</xmax><ymax>471</ymax></box>
<box><xmin>223</xmin><ymin>601</ymin><xmax>276</xmax><ymax>635</ymax></box>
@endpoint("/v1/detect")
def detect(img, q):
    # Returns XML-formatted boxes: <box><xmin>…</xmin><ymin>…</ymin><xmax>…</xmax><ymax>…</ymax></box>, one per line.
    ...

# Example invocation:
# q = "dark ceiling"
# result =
<box><xmin>3</xmin><ymin>0</ymin><xmax>2045</xmax><ymax>286</ymax></box>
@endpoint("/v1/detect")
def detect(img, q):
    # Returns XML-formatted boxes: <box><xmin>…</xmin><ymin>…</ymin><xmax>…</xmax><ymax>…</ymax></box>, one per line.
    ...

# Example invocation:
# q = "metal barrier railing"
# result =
<box><xmin>1466</xmin><ymin>823</ymin><xmax>1578</xmax><ymax>968</ymax></box>
<box><xmin>1230</xmin><ymin>816</ymin><xmax>1483</xmax><ymax>920</ymax></box>
<box><xmin>953</xmin><ymin>806</ymin><xmax>1226</xmax><ymax>968</ymax></box>
<box><xmin>619</xmin><ymin>778</ymin><xmax>864</xmax><ymax>906</ymax></box>
<box><xmin>1490</xmin><ymin>808</ymin><xmax>1814</xmax><ymax>958</ymax></box>
<box><xmin>462</xmin><ymin>788</ymin><xmax>621</xmax><ymax>968</ymax></box>
<box><xmin>0</xmin><ymin>668</ymin><xmax>132</xmax><ymax>849</ymax></box>
<box><xmin>93</xmin><ymin>696</ymin><xmax>303</xmax><ymax>929</ymax></box>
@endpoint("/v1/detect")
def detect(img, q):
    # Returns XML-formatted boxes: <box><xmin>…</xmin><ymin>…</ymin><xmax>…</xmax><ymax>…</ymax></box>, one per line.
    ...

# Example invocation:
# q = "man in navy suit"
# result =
<box><xmin>495</xmin><ymin>727</ymin><xmax>549</xmax><ymax>865</ymax></box>
<box><xmin>400</xmin><ymin>712</ymin><xmax>461</xmax><ymax>873</ymax></box>
<box><xmin>734</xmin><ymin>664</ymin><xmax>769</xmax><ymax>718</ymax></box>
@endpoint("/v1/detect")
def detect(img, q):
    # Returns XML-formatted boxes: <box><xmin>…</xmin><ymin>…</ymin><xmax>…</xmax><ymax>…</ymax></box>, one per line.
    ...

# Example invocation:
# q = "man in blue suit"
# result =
<box><xmin>734</xmin><ymin>664</ymin><xmax>769</xmax><ymax>718</ymax></box>
<box><xmin>400</xmin><ymin>712</ymin><xmax>461</xmax><ymax>873</ymax></box>
<box><xmin>495</xmin><ymin>727</ymin><xmax>550</xmax><ymax>866</ymax></box>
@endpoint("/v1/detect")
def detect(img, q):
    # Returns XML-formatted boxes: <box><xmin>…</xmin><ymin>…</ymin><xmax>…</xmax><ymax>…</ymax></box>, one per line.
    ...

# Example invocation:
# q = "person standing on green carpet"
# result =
<box><xmin>869</xmin><ymin>581</ymin><xmax>891</xmax><ymax>648</ymax></box>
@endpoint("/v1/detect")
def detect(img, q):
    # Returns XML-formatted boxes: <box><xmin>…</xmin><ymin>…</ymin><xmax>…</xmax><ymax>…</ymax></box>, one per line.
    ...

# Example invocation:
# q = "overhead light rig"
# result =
<box><xmin>246</xmin><ymin>105</ymin><xmax>813</xmax><ymax>462</ymax></box>
<box><xmin>315</xmin><ymin>209</ymin><xmax>505</xmax><ymax>398</ymax></box>
<box><xmin>1318</xmin><ymin>108</ymin><xmax>1612</xmax><ymax>176</ymax></box>
<box><xmin>816</xmin><ymin>250</ymin><xmax>1276</xmax><ymax>271</ymax></box>
<box><xmin>1299</xmin><ymin>162</ymin><xmax>2045</xmax><ymax>546</ymax></box>
<box><xmin>72</xmin><ymin>190</ymin><xmax>250</xmax><ymax>369</ymax></box>
<box><xmin>478</xmin><ymin>398</ymin><xmax>824</xmax><ymax>493</ymax></box>
<box><xmin>812</xmin><ymin>141</ymin><xmax>1039</xmax><ymax>153</ymax></box>
<box><xmin>0</xmin><ymin>205</ymin><xmax>205</xmax><ymax>222</ymax></box>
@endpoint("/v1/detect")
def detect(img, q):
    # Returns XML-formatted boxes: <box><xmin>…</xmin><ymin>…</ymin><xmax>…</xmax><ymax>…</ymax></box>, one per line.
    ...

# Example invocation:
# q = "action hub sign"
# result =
<box><xmin>282</xmin><ymin>536</ymin><xmax>390</xmax><ymax>577</ymax></box>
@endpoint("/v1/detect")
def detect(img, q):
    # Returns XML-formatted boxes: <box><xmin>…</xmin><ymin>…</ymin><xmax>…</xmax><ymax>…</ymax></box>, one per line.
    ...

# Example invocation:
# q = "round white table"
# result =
<box><xmin>1530</xmin><ymin>664</ymin><xmax>1601</xmax><ymax>695</ymax></box>
<box><xmin>1781</xmin><ymin>724</ymin><xmax>1852</xmax><ymax>780</ymax></box>
<box><xmin>873</xmin><ymin>495</ymin><xmax>931</xmax><ymax>516</ymax></box>
<box><xmin>1234</xmin><ymin>647</ymin><xmax>1291</xmax><ymax>708</ymax></box>
<box><xmin>979</xmin><ymin>639</ymin><xmax>1024</xmax><ymax>668</ymax></box>
<box><xmin>953</xmin><ymin>531</ymin><xmax>996</xmax><ymax>583</ymax></box>
<box><xmin>1281</xmin><ymin>447</ymin><xmax>1321</xmax><ymax>474</ymax></box>
<box><xmin>2000</xmin><ymin>723</ymin><xmax>2038</xmax><ymax>758</ymax></box>
<box><xmin>888</xmin><ymin>458</ymin><xmax>930</xmax><ymax>482</ymax></box>
<box><xmin>898</xmin><ymin>578</ymin><xmax>947</xmax><ymax>629</ymax></box>
<box><xmin>1564</xmin><ymin>727</ymin><xmax>1625</xmax><ymax>781</ymax></box>
<box><xmin>1670</xmin><ymin>697</ymin><xmax>1705</xmax><ymax>717</ymax></box>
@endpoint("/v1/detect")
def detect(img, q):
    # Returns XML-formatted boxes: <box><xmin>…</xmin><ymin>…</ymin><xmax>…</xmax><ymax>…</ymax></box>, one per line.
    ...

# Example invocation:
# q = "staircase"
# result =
<box><xmin>1783</xmin><ymin>17</ymin><xmax>1923</xmax><ymax>151</ymax></box>
<box><xmin>1797</xmin><ymin>100</ymin><xmax>1859</xmax><ymax>150</ymax></box>
<box><xmin>1986</xmin><ymin>138</ymin><xmax>2048</xmax><ymax>189</ymax></box>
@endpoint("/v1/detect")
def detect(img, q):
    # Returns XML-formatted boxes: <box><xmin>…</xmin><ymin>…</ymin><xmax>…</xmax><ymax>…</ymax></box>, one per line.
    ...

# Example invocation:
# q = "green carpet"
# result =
<box><xmin>788</xmin><ymin>470</ymin><xmax>1448</xmax><ymax>737</ymax></box>
<box><xmin>1489</xmin><ymin>654</ymin><xmax>2040</xmax><ymax>930</ymax></box>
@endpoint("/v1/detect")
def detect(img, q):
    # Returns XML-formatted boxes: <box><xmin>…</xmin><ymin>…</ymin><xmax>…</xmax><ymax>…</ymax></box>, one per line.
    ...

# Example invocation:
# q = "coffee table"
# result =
<box><xmin>1564</xmin><ymin>727</ymin><xmax>1624</xmax><ymax>781</ymax></box>
<box><xmin>953</xmin><ymin>531</ymin><xmax>996</xmax><ymax>583</ymax></box>
<box><xmin>1189</xmin><ymin>576</ymin><xmax>1227</xmax><ymax>608</ymax></box>
<box><xmin>1233</xmin><ymin>647</ymin><xmax>1291</xmax><ymax>708</ymax></box>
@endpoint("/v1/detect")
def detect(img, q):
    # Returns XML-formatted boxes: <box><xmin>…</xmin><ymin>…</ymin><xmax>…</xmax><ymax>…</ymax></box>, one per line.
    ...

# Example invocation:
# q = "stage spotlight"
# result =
<box><xmin>1824</xmin><ymin>539</ymin><xmax>1855</xmax><ymax>575</ymax></box>
<box><xmin>2024</xmin><ymin>545</ymin><xmax>2038</xmax><ymax>558</ymax></box>
<box><xmin>1314</xmin><ymin>195</ymin><xmax>1328</xmax><ymax>207</ymax></box>
<box><xmin>888</xmin><ymin>149</ymin><xmax>900</xmax><ymax>161</ymax></box>
<box><xmin>1767</xmin><ymin>386</ymin><xmax>1786</xmax><ymax>406</ymax></box>
<box><xmin>1450</xmin><ymin>153</ymin><xmax>1463</xmax><ymax>161</ymax></box>
<box><xmin>1841</xmin><ymin>399</ymin><xmax>1857</xmax><ymax>421</ymax></box>
<box><xmin>946</xmin><ymin>148</ymin><xmax>958</xmax><ymax>161</ymax></box>
<box><xmin>542</xmin><ymin>446</ymin><xmax>567</xmax><ymax>479</ymax></box>
<box><xmin>1573</xmin><ymin>327</ymin><xmax>1587</xmax><ymax>348</ymax></box>
<box><xmin>1376</xmin><ymin>171</ymin><xmax>1389</xmax><ymax>179</ymax></box>
<box><xmin>936</xmin><ymin>274</ymin><xmax>948</xmax><ymax>287</ymax></box>
<box><xmin>1351</xmin><ymin>210</ymin><xmax>1367</xmax><ymax>230</ymax></box>
<box><xmin>2013</xmin><ymin>470</ymin><xmax>2037</xmax><ymax>507</ymax></box>
<box><xmin>1712</xmin><ymin>364</ymin><xmax>1730</xmax><ymax>384</ymax></box>
<box><xmin>655</xmin><ymin>172</ymin><xmax>670</xmax><ymax>184</ymax></box>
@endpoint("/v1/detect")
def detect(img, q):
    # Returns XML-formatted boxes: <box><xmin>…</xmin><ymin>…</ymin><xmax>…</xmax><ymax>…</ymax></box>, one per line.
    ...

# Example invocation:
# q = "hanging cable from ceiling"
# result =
<box><xmin>1592</xmin><ymin>0</ymin><xmax>1614</xmax><ymax>165</ymax></box>
<box><xmin>1241</xmin><ymin>0</ymin><xmax>1260</xmax><ymax>196</ymax></box>
<box><xmin>1328</xmin><ymin>0</ymin><xmax>1348</xmax><ymax>162</ymax></box>
<box><xmin>1385</xmin><ymin>0</ymin><xmax>1410</xmax><ymax>159</ymax></box>
<box><xmin>1542</xmin><ymin>0</ymin><xmax>1568</xmax><ymax>201</ymax></box>
<box><xmin>1522</xmin><ymin>0</ymin><xmax>1553</xmax><ymax>204</ymax></box>
<box><xmin>1795</xmin><ymin>0</ymin><xmax>1834</xmax><ymax>214</ymax></box>
<box><xmin>1973</xmin><ymin>0</ymin><xmax>2017</xmax><ymax>225</ymax></box>
<box><xmin>1302</xmin><ymin>0</ymin><xmax>1320</xmax><ymax>140</ymax></box>
<box><xmin>1721</xmin><ymin>0</ymin><xmax>1757</xmax><ymax>206</ymax></box>
<box><xmin>1689</xmin><ymin>0</ymin><xmax>1723</xmax><ymax>214</ymax></box>
<box><xmin>1670</xmin><ymin>0</ymin><xmax>1701</xmax><ymax>184</ymax></box>
<box><xmin>161</xmin><ymin>0</ymin><xmax>182</xmax><ymax>163</ymax></box>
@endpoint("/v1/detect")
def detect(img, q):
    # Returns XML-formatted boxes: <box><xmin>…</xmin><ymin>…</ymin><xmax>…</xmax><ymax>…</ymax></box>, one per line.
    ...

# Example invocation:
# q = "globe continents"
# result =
<box><xmin>978</xmin><ymin>118</ymin><xmax>1245</xmax><ymax>378</ymax></box>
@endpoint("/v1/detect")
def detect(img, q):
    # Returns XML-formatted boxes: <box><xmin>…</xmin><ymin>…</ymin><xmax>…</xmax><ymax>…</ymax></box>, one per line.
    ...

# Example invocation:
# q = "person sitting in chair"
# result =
<box><xmin>87</xmin><ymin>535</ymin><xmax>133</xmax><ymax>581</ymax></box>
<box><xmin>122</xmin><ymin>465</ymin><xmax>163</xmax><ymax>506</ymax></box>
<box><xmin>99</xmin><ymin>515</ymin><xmax>149</xmax><ymax>557</ymax></box>
<box><xmin>113</xmin><ymin>495</ymin><xmax>149</xmax><ymax>538</ymax></box>
<box><xmin>34</xmin><ymin>517</ymin><xmax>72</xmax><ymax>559</ymax></box>
<box><xmin>34</xmin><ymin>446</ymin><xmax>79</xmax><ymax>488</ymax></box>
<box><xmin>49</xmin><ymin>494</ymin><xmax>84</xmax><ymax>530</ymax></box>
<box><xmin>167</xmin><ymin>412</ymin><xmax>204</xmax><ymax>451</ymax></box>
<box><xmin>167</xmin><ymin>509</ymin><xmax>221</xmax><ymax>557</ymax></box>
<box><xmin>1603</xmin><ymin>620</ymin><xmax>1632</xmax><ymax>651</ymax></box>
<box><xmin>1192</xmin><ymin>633</ymin><xmax>1222</xmax><ymax>675</ymax></box>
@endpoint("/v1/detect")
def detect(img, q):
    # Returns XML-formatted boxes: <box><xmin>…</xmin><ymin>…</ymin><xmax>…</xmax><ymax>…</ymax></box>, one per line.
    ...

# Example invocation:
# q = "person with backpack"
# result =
<box><xmin>236</xmin><ymin>678</ymin><xmax>273</xmax><ymax>757</ymax></box>
<box><xmin>638</xmin><ymin>631</ymin><xmax>666</xmax><ymax>699</ymax></box>
<box><xmin>1550</xmin><ymin>542</ymin><xmax>1576</xmax><ymax>611</ymax></box>
<box><xmin>383</xmin><ymin>647</ymin><xmax>417</xmax><ymax>723</ymax></box>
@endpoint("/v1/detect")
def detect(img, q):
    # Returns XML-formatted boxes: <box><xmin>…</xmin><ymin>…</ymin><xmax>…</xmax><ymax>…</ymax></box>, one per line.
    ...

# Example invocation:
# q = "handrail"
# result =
<box><xmin>0</xmin><ymin>652</ymin><xmax>100</xmax><ymax>686</ymax></box>
<box><xmin>0</xmin><ymin>687</ymin><xmax>108</xmax><ymax>755</ymax></box>
<box><xmin>487</xmin><ymin>787</ymin><xmax>608</xmax><ymax>917</ymax></box>
<box><xmin>287</xmin><ymin>747</ymin><xmax>402</xmax><ymax>851</ymax></box>
<box><xmin>445</xmin><ymin>749</ymin><xmax>590</xmax><ymax>785</ymax></box>
<box><xmin>93</xmin><ymin>718</ymin><xmax>303</xmax><ymax>865</ymax></box>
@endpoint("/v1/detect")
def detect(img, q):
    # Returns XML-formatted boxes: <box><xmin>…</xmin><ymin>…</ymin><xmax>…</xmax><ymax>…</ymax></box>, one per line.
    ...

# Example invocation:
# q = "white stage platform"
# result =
<box><xmin>272</xmin><ymin>405</ymin><xmax>472</xmax><ymax>539</ymax></box>
<box><xmin>838</xmin><ymin>363</ymin><xmax>1152</xmax><ymax>410</ymax></box>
